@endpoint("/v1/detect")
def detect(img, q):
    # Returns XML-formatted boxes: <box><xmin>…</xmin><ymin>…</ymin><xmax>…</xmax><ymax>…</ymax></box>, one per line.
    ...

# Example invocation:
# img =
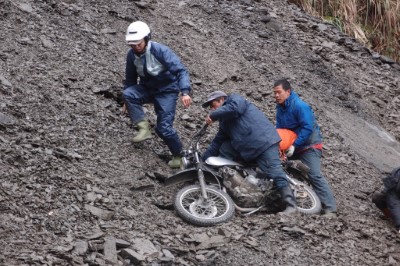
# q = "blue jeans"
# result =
<box><xmin>292</xmin><ymin>148</ymin><xmax>337</xmax><ymax>212</ymax></box>
<box><xmin>123</xmin><ymin>85</ymin><xmax>182</xmax><ymax>155</ymax></box>
<box><xmin>220</xmin><ymin>141</ymin><xmax>289</xmax><ymax>189</ymax></box>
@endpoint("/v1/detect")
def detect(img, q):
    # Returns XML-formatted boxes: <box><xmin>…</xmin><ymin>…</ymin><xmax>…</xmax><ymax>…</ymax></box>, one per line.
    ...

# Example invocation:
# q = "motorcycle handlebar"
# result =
<box><xmin>198</xmin><ymin>123</ymin><xmax>209</xmax><ymax>135</ymax></box>
<box><xmin>189</xmin><ymin>124</ymin><xmax>209</xmax><ymax>147</ymax></box>
<box><xmin>192</xmin><ymin>124</ymin><xmax>208</xmax><ymax>137</ymax></box>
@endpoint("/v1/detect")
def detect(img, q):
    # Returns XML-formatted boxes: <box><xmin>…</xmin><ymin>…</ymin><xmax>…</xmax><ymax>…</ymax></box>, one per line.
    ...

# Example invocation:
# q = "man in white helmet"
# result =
<box><xmin>122</xmin><ymin>21</ymin><xmax>192</xmax><ymax>168</ymax></box>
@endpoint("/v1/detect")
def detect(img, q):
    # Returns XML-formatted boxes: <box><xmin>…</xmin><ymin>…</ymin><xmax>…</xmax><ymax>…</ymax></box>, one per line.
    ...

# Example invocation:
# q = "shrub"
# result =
<box><xmin>289</xmin><ymin>0</ymin><xmax>400</xmax><ymax>62</ymax></box>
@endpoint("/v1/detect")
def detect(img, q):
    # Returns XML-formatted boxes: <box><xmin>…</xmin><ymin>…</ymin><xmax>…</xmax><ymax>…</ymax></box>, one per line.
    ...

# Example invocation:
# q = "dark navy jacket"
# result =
<box><xmin>203</xmin><ymin>94</ymin><xmax>281</xmax><ymax>162</ymax></box>
<box><xmin>383</xmin><ymin>167</ymin><xmax>400</xmax><ymax>228</ymax></box>
<box><xmin>125</xmin><ymin>41</ymin><xmax>191</xmax><ymax>94</ymax></box>
<box><xmin>276</xmin><ymin>91</ymin><xmax>322</xmax><ymax>152</ymax></box>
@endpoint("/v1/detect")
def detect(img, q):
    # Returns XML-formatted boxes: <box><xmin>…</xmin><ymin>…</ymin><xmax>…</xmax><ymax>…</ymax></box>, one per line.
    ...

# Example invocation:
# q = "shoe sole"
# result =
<box><xmin>132</xmin><ymin>135</ymin><xmax>153</xmax><ymax>143</ymax></box>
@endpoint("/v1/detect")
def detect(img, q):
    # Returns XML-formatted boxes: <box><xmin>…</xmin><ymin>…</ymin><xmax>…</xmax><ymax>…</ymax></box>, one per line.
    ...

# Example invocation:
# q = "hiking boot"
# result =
<box><xmin>278</xmin><ymin>186</ymin><xmax>298</xmax><ymax>215</ymax></box>
<box><xmin>322</xmin><ymin>211</ymin><xmax>337</xmax><ymax>218</ymax></box>
<box><xmin>132</xmin><ymin>120</ymin><xmax>152</xmax><ymax>142</ymax></box>
<box><xmin>168</xmin><ymin>156</ymin><xmax>182</xmax><ymax>169</ymax></box>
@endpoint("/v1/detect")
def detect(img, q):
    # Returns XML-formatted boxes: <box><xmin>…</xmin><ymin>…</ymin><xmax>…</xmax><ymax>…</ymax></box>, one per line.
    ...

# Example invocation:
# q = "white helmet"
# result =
<box><xmin>125</xmin><ymin>21</ymin><xmax>151</xmax><ymax>45</ymax></box>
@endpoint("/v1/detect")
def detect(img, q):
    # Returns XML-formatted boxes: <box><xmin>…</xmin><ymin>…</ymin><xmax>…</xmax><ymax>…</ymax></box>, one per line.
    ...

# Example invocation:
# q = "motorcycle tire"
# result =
<box><xmin>174</xmin><ymin>184</ymin><xmax>235</xmax><ymax>226</ymax></box>
<box><xmin>290</xmin><ymin>177</ymin><xmax>322</xmax><ymax>214</ymax></box>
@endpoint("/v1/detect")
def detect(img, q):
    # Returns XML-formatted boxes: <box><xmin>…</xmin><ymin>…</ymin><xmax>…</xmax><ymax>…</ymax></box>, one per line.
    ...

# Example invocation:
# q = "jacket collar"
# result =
<box><xmin>279</xmin><ymin>91</ymin><xmax>298</xmax><ymax>109</ymax></box>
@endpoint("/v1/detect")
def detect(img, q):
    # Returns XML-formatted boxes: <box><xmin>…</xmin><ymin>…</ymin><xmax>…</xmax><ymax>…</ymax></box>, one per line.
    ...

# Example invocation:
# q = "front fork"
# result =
<box><xmin>286</xmin><ymin>174</ymin><xmax>308</xmax><ymax>198</ymax></box>
<box><xmin>198</xmin><ymin>169</ymin><xmax>209</xmax><ymax>200</ymax></box>
<box><xmin>195</xmin><ymin>151</ymin><xmax>209</xmax><ymax>200</ymax></box>
<box><xmin>286</xmin><ymin>174</ymin><xmax>299</xmax><ymax>186</ymax></box>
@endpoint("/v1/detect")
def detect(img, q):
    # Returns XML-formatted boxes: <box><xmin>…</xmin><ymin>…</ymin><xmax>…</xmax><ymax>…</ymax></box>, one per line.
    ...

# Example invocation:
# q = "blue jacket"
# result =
<box><xmin>276</xmin><ymin>91</ymin><xmax>322</xmax><ymax>152</ymax></box>
<box><xmin>125</xmin><ymin>41</ymin><xmax>191</xmax><ymax>94</ymax></box>
<box><xmin>203</xmin><ymin>94</ymin><xmax>281</xmax><ymax>161</ymax></box>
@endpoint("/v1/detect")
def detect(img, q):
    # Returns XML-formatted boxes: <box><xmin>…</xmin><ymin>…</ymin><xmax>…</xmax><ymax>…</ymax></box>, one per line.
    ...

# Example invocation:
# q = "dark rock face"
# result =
<box><xmin>1</xmin><ymin>0</ymin><xmax>399</xmax><ymax>265</ymax></box>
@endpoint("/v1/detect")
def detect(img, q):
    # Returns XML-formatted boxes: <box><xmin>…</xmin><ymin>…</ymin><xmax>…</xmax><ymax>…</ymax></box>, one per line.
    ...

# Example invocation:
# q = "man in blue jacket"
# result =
<box><xmin>202</xmin><ymin>91</ymin><xmax>297</xmax><ymax>214</ymax></box>
<box><xmin>273</xmin><ymin>79</ymin><xmax>337</xmax><ymax>217</ymax></box>
<box><xmin>122</xmin><ymin>21</ymin><xmax>192</xmax><ymax>168</ymax></box>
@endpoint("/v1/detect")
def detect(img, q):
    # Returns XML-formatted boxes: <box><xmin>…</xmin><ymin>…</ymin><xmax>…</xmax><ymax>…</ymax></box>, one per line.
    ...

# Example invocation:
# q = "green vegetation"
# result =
<box><xmin>289</xmin><ymin>0</ymin><xmax>400</xmax><ymax>62</ymax></box>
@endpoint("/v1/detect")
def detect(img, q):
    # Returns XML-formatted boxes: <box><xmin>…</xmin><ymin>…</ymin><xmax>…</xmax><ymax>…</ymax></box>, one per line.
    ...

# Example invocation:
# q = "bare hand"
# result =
<box><xmin>122</xmin><ymin>103</ymin><xmax>128</xmax><ymax>114</ymax></box>
<box><xmin>181</xmin><ymin>95</ymin><xmax>192</xmax><ymax>108</ymax></box>
<box><xmin>205</xmin><ymin>115</ymin><xmax>213</xmax><ymax>125</ymax></box>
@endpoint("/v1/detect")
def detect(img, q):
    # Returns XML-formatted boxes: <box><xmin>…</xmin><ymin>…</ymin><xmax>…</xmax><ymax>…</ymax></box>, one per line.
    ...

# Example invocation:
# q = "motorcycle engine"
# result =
<box><xmin>220</xmin><ymin>167</ymin><xmax>271</xmax><ymax>208</ymax></box>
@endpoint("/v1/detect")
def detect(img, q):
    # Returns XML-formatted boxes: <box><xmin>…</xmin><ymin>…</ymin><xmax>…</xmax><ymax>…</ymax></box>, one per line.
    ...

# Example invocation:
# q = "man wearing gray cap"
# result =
<box><xmin>202</xmin><ymin>91</ymin><xmax>297</xmax><ymax>214</ymax></box>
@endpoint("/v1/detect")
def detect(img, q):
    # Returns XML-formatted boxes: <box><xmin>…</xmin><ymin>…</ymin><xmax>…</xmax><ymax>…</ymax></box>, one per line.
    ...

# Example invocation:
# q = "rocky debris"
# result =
<box><xmin>73</xmin><ymin>240</ymin><xmax>88</xmax><ymax>256</ymax></box>
<box><xmin>84</xmin><ymin>205</ymin><xmax>114</xmax><ymax>220</ymax></box>
<box><xmin>0</xmin><ymin>0</ymin><xmax>399</xmax><ymax>265</ymax></box>
<box><xmin>0</xmin><ymin>113</ymin><xmax>15</xmax><ymax>128</ymax></box>
<box><xmin>119</xmin><ymin>248</ymin><xmax>146</xmax><ymax>264</ymax></box>
<box><xmin>0</xmin><ymin>75</ymin><xmax>12</xmax><ymax>87</ymax></box>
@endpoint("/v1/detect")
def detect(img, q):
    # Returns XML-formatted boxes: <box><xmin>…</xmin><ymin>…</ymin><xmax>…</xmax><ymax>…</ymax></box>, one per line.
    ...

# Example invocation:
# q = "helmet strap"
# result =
<box><xmin>144</xmin><ymin>33</ymin><xmax>151</xmax><ymax>43</ymax></box>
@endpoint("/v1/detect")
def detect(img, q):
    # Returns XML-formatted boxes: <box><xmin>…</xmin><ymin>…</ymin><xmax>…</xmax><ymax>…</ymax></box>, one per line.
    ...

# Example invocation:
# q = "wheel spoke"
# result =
<box><xmin>181</xmin><ymin>187</ymin><xmax>229</xmax><ymax>218</ymax></box>
<box><xmin>295</xmin><ymin>189</ymin><xmax>314</xmax><ymax>209</ymax></box>
<box><xmin>175</xmin><ymin>185</ymin><xmax>235</xmax><ymax>226</ymax></box>
<box><xmin>288</xmin><ymin>176</ymin><xmax>321</xmax><ymax>214</ymax></box>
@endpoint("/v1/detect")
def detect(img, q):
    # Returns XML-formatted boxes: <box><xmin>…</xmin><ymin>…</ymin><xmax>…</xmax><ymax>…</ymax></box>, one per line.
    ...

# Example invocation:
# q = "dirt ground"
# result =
<box><xmin>1</xmin><ymin>0</ymin><xmax>400</xmax><ymax>265</ymax></box>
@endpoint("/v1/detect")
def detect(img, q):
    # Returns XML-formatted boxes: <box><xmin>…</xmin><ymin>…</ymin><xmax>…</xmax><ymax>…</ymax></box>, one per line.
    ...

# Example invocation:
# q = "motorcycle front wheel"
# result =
<box><xmin>174</xmin><ymin>184</ymin><xmax>235</xmax><ymax>226</ymax></box>
<box><xmin>290</xmin><ymin>178</ymin><xmax>322</xmax><ymax>214</ymax></box>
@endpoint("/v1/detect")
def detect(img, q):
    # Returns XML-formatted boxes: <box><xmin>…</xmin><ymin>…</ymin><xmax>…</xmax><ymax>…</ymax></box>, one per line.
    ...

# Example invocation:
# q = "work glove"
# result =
<box><xmin>286</xmin><ymin>145</ymin><xmax>295</xmax><ymax>157</ymax></box>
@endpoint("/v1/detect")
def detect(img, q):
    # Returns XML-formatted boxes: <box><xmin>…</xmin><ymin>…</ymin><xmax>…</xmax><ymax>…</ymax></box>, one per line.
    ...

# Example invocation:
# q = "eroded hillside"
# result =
<box><xmin>1</xmin><ymin>0</ymin><xmax>400</xmax><ymax>265</ymax></box>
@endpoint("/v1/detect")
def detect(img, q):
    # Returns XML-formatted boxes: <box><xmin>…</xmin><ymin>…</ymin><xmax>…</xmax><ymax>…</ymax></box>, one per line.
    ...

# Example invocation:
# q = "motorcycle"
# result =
<box><xmin>164</xmin><ymin>124</ymin><xmax>322</xmax><ymax>226</ymax></box>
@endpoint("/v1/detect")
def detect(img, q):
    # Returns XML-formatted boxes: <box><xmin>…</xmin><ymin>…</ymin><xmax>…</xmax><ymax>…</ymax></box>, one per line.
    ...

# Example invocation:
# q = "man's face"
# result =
<box><xmin>210</xmin><ymin>98</ymin><xmax>224</xmax><ymax>111</ymax></box>
<box><xmin>274</xmin><ymin>85</ymin><xmax>290</xmax><ymax>105</ymax></box>
<box><xmin>130</xmin><ymin>39</ymin><xmax>146</xmax><ymax>54</ymax></box>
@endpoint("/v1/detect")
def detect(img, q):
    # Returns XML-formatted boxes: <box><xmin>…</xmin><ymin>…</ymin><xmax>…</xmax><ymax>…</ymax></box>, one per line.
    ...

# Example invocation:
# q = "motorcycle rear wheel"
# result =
<box><xmin>290</xmin><ymin>178</ymin><xmax>322</xmax><ymax>214</ymax></box>
<box><xmin>174</xmin><ymin>184</ymin><xmax>235</xmax><ymax>226</ymax></box>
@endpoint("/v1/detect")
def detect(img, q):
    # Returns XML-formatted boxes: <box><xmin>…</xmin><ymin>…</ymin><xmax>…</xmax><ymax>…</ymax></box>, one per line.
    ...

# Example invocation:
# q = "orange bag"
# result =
<box><xmin>277</xmin><ymin>128</ymin><xmax>297</xmax><ymax>152</ymax></box>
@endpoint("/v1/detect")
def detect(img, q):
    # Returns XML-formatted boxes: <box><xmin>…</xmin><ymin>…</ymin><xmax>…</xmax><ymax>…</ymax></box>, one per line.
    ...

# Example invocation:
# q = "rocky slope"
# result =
<box><xmin>1</xmin><ymin>0</ymin><xmax>400</xmax><ymax>265</ymax></box>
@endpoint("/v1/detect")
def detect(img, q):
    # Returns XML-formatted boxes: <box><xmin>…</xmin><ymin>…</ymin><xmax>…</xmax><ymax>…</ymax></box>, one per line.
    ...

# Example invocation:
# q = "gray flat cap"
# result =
<box><xmin>202</xmin><ymin>90</ymin><xmax>228</xmax><ymax>108</ymax></box>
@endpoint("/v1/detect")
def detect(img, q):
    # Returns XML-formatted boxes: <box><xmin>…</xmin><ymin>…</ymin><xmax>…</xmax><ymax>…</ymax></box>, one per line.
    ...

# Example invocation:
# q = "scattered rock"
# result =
<box><xmin>1</xmin><ymin>0</ymin><xmax>399</xmax><ymax>265</ymax></box>
<box><xmin>195</xmin><ymin>235</ymin><xmax>228</xmax><ymax>250</ymax></box>
<box><xmin>130</xmin><ymin>238</ymin><xmax>161</xmax><ymax>257</ymax></box>
<box><xmin>103</xmin><ymin>236</ymin><xmax>117</xmax><ymax>264</ymax></box>
<box><xmin>0</xmin><ymin>75</ymin><xmax>12</xmax><ymax>87</ymax></box>
<box><xmin>73</xmin><ymin>240</ymin><xmax>88</xmax><ymax>256</ymax></box>
<box><xmin>84</xmin><ymin>205</ymin><xmax>114</xmax><ymax>220</ymax></box>
<box><xmin>380</xmin><ymin>55</ymin><xmax>396</xmax><ymax>64</ymax></box>
<box><xmin>120</xmin><ymin>249</ymin><xmax>146</xmax><ymax>264</ymax></box>
<box><xmin>313</xmin><ymin>23</ymin><xmax>328</xmax><ymax>31</ymax></box>
<box><xmin>0</xmin><ymin>113</ymin><xmax>15</xmax><ymax>127</ymax></box>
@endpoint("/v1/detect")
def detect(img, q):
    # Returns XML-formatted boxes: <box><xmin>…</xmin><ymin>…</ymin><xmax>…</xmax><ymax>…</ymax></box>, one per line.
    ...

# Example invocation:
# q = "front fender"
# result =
<box><xmin>164</xmin><ymin>168</ymin><xmax>219</xmax><ymax>187</ymax></box>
